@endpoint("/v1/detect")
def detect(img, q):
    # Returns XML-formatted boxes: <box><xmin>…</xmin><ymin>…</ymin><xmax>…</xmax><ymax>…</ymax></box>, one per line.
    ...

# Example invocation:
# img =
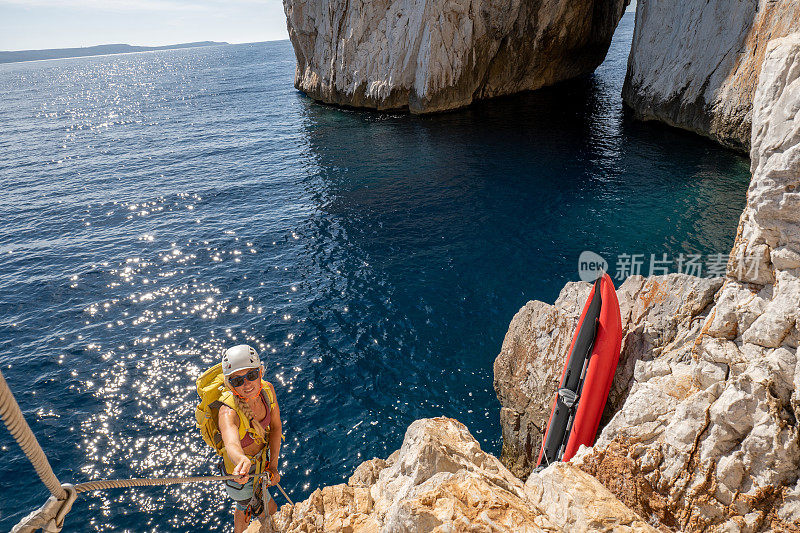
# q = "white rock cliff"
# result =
<box><xmin>283</xmin><ymin>0</ymin><xmax>628</xmax><ymax>113</ymax></box>
<box><xmin>499</xmin><ymin>33</ymin><xmax>800</xmax><ymax>531</ymax></box>
<box><xmin>586</xmin><ymin>34</ymin><xmax>800</xmax><ymax>530</ymax></box>
<box><xmin>623</xmin><ymin>0</ymin><xmax>800</xmax><ymax>152</ymax></box>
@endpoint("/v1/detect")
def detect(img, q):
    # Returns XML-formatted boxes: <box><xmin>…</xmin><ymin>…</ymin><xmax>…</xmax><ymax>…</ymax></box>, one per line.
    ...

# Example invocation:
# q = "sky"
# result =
<box><xmin>0</xmin><ymin>0</ymin><xmax>289</xmax><ymax>50</ymax></box>
<box><xmin>0</xmin><ymin>0</ymin><xmax>638</xmax><ymax>52</ymax></box>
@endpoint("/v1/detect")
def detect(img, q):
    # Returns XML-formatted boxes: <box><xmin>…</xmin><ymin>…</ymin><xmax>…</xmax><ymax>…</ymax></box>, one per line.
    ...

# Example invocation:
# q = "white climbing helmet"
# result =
<box><xmin>221</xmin><ymin>344</ymin><xmax>261</xmax><ymax>376</ymax></box>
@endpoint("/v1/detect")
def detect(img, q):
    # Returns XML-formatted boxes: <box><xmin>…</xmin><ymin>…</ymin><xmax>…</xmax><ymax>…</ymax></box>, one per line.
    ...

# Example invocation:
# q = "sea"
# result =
<box><xmin>0</xmin><ymin>12</ymin><xmax>750</xmax><ymax>532</ymax></box>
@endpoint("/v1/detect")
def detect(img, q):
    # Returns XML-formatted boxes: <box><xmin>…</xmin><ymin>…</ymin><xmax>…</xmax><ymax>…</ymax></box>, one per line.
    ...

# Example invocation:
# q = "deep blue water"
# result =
<box><xmin>0</xmin><ymin>13</ymin><xmax>749</xmax><ymax>532</ymax></box>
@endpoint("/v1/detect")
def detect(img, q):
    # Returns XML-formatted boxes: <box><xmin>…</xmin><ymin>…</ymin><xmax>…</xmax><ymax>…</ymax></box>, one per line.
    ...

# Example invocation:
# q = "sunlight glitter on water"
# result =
<box><xmin>62</xmin><ymin>194</ymin><xmax>312</xmax><ymax>520</ymax></box>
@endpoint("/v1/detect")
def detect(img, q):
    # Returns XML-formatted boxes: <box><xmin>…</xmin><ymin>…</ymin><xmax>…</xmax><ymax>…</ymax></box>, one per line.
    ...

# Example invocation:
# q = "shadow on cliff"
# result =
<box><xmin>295</xmin><ymin>75</ymin><xmax>749</xmax><ymax>255</ymax></box>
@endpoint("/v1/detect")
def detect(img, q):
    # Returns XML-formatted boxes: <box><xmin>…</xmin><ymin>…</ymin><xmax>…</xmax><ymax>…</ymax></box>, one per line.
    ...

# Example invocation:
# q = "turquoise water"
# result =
<box><xmin>0</xmin><ymin>13</ymin><xmax>749</xmax><ymax>531</ymax></box>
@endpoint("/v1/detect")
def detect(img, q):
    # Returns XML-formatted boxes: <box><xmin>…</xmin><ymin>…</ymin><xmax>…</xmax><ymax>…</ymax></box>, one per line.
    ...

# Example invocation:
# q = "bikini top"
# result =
<box><xmin>240</xmin><ymin>394</ymin><xmax>270</xmax><ymax>449</ymax></box>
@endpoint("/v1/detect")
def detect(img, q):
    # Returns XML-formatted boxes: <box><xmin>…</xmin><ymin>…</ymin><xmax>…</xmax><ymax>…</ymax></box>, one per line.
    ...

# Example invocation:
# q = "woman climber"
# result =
<box><xmin>213</xmin><ymin>344</ymin><xmax>283</xmax><ymax>532</ymax></box>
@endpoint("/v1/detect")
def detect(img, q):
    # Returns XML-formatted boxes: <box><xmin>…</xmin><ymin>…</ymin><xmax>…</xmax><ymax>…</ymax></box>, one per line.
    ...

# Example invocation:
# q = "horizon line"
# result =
<box><xmin>0</xmin><ymin>38</ymin><xmax>290</xmax><ymax>54</ymax></box>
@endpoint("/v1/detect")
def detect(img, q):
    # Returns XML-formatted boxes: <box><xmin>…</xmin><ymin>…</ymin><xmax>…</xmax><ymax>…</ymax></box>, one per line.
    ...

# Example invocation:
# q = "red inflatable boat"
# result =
<box><xmin>535</xmin><ymin>272</ymin><xmax>622</xmax><ymax>468</ymax></box>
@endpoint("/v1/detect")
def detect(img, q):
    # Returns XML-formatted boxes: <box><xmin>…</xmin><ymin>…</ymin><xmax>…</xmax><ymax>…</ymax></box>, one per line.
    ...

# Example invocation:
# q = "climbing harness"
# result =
<box><xmin>0</xmin><ymin>367</ymin><xmax>291</xmax><ymax>532</ymax></box>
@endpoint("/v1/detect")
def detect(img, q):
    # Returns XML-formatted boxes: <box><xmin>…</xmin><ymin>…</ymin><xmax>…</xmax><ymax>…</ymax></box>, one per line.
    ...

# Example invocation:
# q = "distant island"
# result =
<box><xmin>0</xmin><ymin>41</ymin><xmax>228</xmax><ymax>64</ymax></box>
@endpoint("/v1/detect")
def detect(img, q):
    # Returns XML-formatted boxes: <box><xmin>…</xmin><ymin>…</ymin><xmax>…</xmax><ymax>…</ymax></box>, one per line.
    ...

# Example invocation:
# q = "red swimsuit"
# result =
<box><xmin>240</xmin><ymin>393</ymin><xmax>270</xmax><ymax>449</ymax></box>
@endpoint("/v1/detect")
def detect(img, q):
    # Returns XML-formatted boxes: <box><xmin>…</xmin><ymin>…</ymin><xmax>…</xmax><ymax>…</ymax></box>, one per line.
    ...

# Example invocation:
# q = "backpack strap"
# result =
<box><xmin>261</xmin><ymin>381</ymin><xmax>276</xmax><ymax>409</ymax></box>
<box><xmin>261</xmin><ymin>381</ymin><xmax>284</xmax><ymax>442</ymax></box>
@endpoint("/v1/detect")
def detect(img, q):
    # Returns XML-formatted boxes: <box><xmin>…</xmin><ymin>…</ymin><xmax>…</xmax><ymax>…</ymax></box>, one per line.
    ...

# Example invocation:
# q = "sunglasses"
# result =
<box><xmin>229</xmin><ymin>368</ymin><xmax>260</xmax><ymax>388</ymax></box>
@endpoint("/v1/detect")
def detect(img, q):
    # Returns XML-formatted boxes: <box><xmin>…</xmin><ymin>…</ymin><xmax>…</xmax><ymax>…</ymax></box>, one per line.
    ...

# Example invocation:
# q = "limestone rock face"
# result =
<box><xmin>576</xmin><ymin>35</ymin><xmax>800</xmax><ymax>531</ymax></box>
<box><xmin>495</xmin><ymin>35</ymin><xmax>800</xmax><ymax>530</ymax></box>
<box><xmin>283</xmin><ymin>0</ymin><xmax>628</xmax><ymax>113</ymax></box>
<box><xmin>267</xmin><ymin>417</ymin><xmax>655</xmax><ymax>532</ymax></box>
<box><xmin>494</xmin><ymin>274</ymin><xmax>722</xmax><ymax>479</ymax></box>
<box><xmin>623</xmin><ymin>0</ymin><xmax>800</xmax><ymax>152</ymax></box>
<box><xmin>525</xmin><ymin>462</ymin><xmax>658</xmax><ymax>533</ymax></box>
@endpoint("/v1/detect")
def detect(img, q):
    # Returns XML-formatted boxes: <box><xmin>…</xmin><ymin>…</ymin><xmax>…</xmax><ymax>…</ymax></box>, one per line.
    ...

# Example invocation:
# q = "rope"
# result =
<box><xmin>12</xmin><ymin>473</ymin><xmax>292</xmax><ymax>531</ymax></box>
<box><xmin>275</xmin><ymin>481</ymin><xmax>294</xmax><ymax>505</ymax></box>
<box><xmin>2</xmin><ymin>366</ymin><xmax>296</xmax><ymax>531</ymax></box>
<box><xmin>0</xmin><ymin>368</ymin><xmax>66</xmax><ymax>500</ymax></box>
<box><xmin>74</xmin><ymin>472</ymin><xmax>274</xmax><ymax>493</ymax></box>
<box><xmin>262</xmin><ymin>476</ymin><xmax>270</xmax><ymax>529</ymax></box>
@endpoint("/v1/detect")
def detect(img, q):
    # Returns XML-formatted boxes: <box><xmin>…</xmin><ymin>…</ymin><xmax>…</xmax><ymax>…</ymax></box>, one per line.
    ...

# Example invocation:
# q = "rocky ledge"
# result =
<box><xmin>494</xmin><ymin>273</ymin><xmax>725</xmax><ymax>481</ymax></box>
<box><xmin>623</xmin><ymin>0</ymin><xmax>800</xmax><ymax>152</ymax></box>
<box><xmin>282</xmin><ymin>0</ymin><xmax>627</xmax><ymax>113</ymax></box>
<box><xmin>265</xmin><ymin>417</ymin><xmax>654</xmax><ymax>532</ymax></box>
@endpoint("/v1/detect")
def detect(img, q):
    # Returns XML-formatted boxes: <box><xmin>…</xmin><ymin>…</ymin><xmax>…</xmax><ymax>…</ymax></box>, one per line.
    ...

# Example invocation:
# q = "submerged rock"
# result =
<box><xmin>623</xmin><ymin>0</ymin><xmax>800</xmax><ymax>152</ymax></box>
<box><xmin>268</xmin><ymin>417</ymin><xmax>654</xmax><ymax>532</ymax></box>
<box><xmin>282</xmin><ymin>0</ymin><xmax>628</xmax><ymax>113</ymax></box>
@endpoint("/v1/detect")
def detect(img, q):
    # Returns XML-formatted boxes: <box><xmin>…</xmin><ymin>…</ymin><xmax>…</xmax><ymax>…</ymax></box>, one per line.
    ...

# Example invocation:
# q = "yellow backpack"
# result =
<box><xmin>195</xmin><ymin>363</ymin><xmax>278</xmax><ymax>474</ymax></box>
